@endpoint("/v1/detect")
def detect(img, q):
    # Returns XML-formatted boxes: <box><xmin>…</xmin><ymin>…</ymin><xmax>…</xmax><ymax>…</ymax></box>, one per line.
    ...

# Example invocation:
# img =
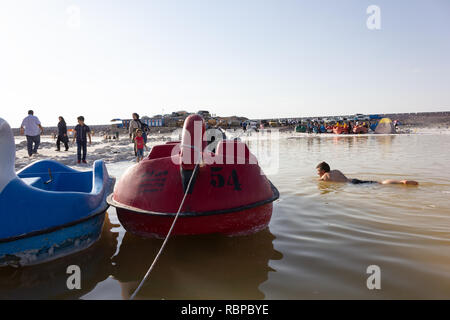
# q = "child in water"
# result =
<box><xmin>134</xmin><ymin>129</ymin><xmax>148</xmax><ymax>162</ymax></box>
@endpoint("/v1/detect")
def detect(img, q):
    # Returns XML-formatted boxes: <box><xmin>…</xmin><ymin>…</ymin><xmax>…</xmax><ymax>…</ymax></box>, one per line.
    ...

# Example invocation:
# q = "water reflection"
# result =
<box><xmin>0</xmin><ymin>214</ymin><xmax>119</xmax><ymax>299</ymax></box>
<box><xmin>376</xmin><ymin>135</ymin><xmax>396</xmax><ymax>145</ymax></box>
<box><xmin>112</xmin><ymin>228</ymin><xmax>282</xmax><ymax>299</ymax></box>
<box><xmin>317</xmin><ymin>181</ymin><xmax>346</xmax><ymax>194</ymax></box>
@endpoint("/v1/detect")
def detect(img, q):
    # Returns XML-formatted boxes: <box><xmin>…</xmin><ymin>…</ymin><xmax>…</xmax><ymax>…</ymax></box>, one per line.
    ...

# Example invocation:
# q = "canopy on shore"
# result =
<box><xmin>374</xmin><ymin>118</ymin><xmax>396</xmax><ymax>134</ymax></box>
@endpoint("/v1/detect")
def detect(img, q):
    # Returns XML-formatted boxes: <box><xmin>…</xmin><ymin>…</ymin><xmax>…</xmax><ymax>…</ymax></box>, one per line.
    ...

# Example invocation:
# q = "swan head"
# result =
<box><xmin>0</xmin><ymin>118</ymin><xmax>17</xmax><ymax>193</ymax></box>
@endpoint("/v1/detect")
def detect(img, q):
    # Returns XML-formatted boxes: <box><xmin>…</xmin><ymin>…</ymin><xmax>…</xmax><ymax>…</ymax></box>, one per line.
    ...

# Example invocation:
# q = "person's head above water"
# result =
<box><xmin>316</xmin><ymin>161</ymin><xmax>330</xmax><ymax>177</ymax></box>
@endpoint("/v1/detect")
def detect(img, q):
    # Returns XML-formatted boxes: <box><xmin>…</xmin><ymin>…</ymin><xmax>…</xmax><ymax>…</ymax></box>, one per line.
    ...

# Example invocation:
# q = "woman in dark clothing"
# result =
<box><xmin>56</xmin><ymin>116</ymin><xmax>69</xmax><ymax>151</ymax></box>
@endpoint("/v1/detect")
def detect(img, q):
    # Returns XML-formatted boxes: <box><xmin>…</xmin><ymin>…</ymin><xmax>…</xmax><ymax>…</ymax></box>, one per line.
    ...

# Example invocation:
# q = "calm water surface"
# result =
<box><xmin>1</xmin><ymin>133</ymin><xmax>450</xmax><ymax>299</ymax></box>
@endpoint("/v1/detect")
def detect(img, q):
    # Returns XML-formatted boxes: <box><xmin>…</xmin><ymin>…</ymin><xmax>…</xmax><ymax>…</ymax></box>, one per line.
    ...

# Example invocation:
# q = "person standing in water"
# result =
<box><xmin>316</xmin><ymin>162</ymin><xmax>418</xmax><ymax>185</ymax></box>
<box><xmin>72</xmin><ymin>116</ymin><xmax>91</xmax><ymax>164</ymax></box>
<box><xmin>20</xmin><ymin>110</ymin><xmax>44</xmax><ymax>157</ymax></box>
<box><xmin>55</xmin><ymin>116</ymin><xmax>69</xmax><ymax>151</ymax></box>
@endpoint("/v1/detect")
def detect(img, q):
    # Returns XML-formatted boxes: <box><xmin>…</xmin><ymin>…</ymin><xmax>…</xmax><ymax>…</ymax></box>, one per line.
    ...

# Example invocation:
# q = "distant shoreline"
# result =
<box><xmin>10</xmin><ymin>111</ymin><xmax>450</xmax><ymax>135</ymax></box>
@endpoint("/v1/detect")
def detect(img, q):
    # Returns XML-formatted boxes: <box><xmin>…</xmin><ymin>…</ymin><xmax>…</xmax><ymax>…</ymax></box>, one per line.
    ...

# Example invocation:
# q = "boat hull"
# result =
<box><xmin>353</xmin><ymin>126</ymin><xmax>368</xmax><ymax>134</ymax></box>
<box><xmin>116</xmin><ymin>203</ymin><xmax>273</xmax><ymax>238</ymax></box>
<box><xmin>333</xmin><ymin>127</ymin><xmax>349</xmax><ymax>134</ymax></box>
<box><xmin>0</xmin><ymin>212</ymin><xmax>106</xmax><ymax>267</ymax></box>
<box><xmin>108</xmin><ymin>116</ymin><xmax>279</xmax><ymax>239</ymax></box>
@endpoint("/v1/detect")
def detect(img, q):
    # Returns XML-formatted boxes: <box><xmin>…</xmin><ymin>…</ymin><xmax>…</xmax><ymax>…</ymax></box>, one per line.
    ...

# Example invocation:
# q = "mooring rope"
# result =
<box><xmin>129</xmin><ymin>162</ymin><xmax>200</xmax><ymax>300</ymax></box>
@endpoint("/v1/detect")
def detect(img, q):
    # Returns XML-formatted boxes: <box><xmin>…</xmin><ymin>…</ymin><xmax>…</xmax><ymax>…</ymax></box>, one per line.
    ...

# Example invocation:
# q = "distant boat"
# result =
<box><xmin>353</xmin><ymin>126</ymin><xmax>369</xmax><ymax>134</ymax></box>
<box><xmin>295</xmin><ymin>125</ymin><xmax>306</xmax><ymax>133</ymax></box>
<box><xmin>333</xmin><ymin>126</ymin><xmax>349</xmax><ymax>134</ymax></box>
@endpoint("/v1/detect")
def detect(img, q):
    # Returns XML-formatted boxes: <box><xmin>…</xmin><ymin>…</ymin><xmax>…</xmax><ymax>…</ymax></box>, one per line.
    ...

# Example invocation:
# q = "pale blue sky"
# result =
<box><xmin>1</xmin><ymin>0</ymin><xmax>449</xmax><ymax>126</ymax></box>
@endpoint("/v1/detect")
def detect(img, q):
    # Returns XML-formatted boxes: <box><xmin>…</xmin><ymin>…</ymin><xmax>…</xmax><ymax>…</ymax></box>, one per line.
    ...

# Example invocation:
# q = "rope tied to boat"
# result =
<box><xmin>129</xmin><ymin>161</ymin><xmax>200</xmax><ymax>300</ymax></box>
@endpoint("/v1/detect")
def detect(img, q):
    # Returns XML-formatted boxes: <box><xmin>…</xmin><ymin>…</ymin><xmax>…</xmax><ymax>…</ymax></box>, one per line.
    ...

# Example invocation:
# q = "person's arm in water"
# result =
<box><xmin>318</xmin><ymin>172</ymin><xmax>331</xmax><ymax>181</ymax></box>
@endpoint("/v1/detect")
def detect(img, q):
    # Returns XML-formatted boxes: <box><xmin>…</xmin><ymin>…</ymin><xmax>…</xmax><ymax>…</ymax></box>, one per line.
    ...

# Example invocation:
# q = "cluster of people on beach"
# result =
<box><xmin>128</xmin><ymin>113</ymin><xmax>149</xmax><ymax>162</ymax></box>
<box><xmin>20</xmin><ymin>111</ymin><xmax>91</xmax><ymax>164</ymax></box>
<box><xmin>20</xmin><ymin>111</ymin><xmax>151</xmax><ymax>164</ymax></box>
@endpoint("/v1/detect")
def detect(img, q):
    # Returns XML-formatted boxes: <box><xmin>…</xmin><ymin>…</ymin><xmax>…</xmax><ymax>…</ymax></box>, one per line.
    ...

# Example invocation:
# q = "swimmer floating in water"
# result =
<box><xmin>316</xmin><ymin>162</ymin><xmax>418</xmax><ymax>185</ymax></box>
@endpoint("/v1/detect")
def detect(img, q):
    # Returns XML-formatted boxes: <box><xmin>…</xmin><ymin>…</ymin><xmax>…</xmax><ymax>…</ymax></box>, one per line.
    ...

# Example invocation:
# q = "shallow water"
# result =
<box><xmin>1</xmin><ymin>132</ymin><xmax>450</xmax><ymax>299</ymax></box>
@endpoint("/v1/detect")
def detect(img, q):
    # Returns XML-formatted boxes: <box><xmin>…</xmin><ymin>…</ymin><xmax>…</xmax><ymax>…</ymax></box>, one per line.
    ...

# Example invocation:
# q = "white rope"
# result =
<box><xmin>129</xmin><ymin>162</ymin><xmax>200</xmax><ymax>300</ymax></box>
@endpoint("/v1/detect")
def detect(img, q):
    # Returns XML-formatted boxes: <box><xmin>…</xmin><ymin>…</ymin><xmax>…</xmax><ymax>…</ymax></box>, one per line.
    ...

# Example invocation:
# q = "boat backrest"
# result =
<box><xmin>215</xmin><ymin>140</ymin><xmax>257</xmax><ymax>164</ymax></box>
<box><xmin>148</xmin><ymin>144</ymin><xmax>178</xmax><ymax>160</ymax></box>
<box><xmin>0</xmin><ymin>118</ymin><xmax>17</xmax><ymax>194</ymax></box>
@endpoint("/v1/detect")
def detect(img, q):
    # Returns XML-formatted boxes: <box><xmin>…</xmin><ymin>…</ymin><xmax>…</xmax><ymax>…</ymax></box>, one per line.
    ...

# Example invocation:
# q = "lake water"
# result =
<box><xmin>1</xmin><ymin>132</ymin><xmax>450</xmax><ymax>299</ymax></box>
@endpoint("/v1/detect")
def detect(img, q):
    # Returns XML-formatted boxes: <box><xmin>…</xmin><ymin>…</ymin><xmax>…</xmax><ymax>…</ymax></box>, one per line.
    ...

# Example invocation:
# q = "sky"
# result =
<box><xmin>1</xmin><ymin>0</ymin><xmax>449</xmax><ymax>126</ymax></box>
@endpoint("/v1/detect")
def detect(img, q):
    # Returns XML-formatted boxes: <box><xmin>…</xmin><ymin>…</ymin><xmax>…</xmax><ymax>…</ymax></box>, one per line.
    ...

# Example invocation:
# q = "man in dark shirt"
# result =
<box><xmin>72</xmin><ymin>116</ymin><xmax>92</xmax><ymax>164</ymax></box>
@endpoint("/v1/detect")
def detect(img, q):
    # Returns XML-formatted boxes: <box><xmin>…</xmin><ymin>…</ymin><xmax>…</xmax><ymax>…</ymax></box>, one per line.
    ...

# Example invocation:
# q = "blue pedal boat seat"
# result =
<box><xmin>0</xmin><ymin>118</ymin><xmax>115</xmax><ymax>267</ymax></box>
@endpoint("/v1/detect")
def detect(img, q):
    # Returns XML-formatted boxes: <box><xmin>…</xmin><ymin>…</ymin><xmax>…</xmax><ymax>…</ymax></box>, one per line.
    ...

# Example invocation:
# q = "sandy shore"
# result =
<box><xmin>14</xmin><ymin>134</ymin><xmax>175</xmax><ymax>171</ymax></box>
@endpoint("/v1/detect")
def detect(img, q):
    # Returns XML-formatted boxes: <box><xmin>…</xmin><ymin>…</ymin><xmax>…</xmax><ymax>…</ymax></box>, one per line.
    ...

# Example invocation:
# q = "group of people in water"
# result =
<box><xmin>296</xmin><ymin>120</ymin><xmax>373</xmax><ymax>134</ymax></box>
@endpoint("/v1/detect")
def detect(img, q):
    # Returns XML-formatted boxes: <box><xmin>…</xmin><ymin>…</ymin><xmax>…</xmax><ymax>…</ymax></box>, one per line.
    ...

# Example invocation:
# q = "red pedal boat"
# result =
<box><xmin>333</xmin><ymin>126</ymin><xmax>349</xmax><ymax>134</ymax></box>
<box><xmin>352</xmin><ymin>126</ymin><xmax>368</xmax><ymax>134</ymax></box>
<box><xmin>107</xmin><ymin>115</ymin><xmax>279</xmax><ymax>238</ymax></box>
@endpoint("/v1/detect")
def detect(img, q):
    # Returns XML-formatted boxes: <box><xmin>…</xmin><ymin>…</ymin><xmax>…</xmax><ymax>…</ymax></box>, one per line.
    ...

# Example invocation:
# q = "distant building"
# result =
<box><xmin>197</xmin><ymin>110</ymin><xmax>211</xmax><ymax>118</ymax></box>
<box><xmin>121</xmin><ymin>117</ymin><xmax>164</xmax><ymax>129</ymax></box>
<box><xmin>141</xmin><ymin>118</ymin><xmax>164</xmax><ymax>127</ymax></box>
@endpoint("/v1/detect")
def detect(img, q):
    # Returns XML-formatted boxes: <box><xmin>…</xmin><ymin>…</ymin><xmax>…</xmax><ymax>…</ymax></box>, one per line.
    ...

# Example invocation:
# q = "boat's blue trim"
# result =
<box><xmin>0</xmin><ymin>212</ymin><xmax>105</xmax><ymax>267</ymax></box>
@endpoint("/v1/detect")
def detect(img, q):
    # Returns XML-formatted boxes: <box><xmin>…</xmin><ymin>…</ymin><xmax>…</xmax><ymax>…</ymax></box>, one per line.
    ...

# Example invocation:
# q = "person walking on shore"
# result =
<box><xmin>20</xmin><ymin>110</ymin><xmax>44</xmax><ymax>157</ymax></box>
<box><xmin>55</xmin><ymin>116</ymin><xmax>69</xmax><ymax>151</ymax></box>
<box><xmin>72</xmin><ymin>116</ymin><xmax>91</xmax><ymax>164</ymax></box>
